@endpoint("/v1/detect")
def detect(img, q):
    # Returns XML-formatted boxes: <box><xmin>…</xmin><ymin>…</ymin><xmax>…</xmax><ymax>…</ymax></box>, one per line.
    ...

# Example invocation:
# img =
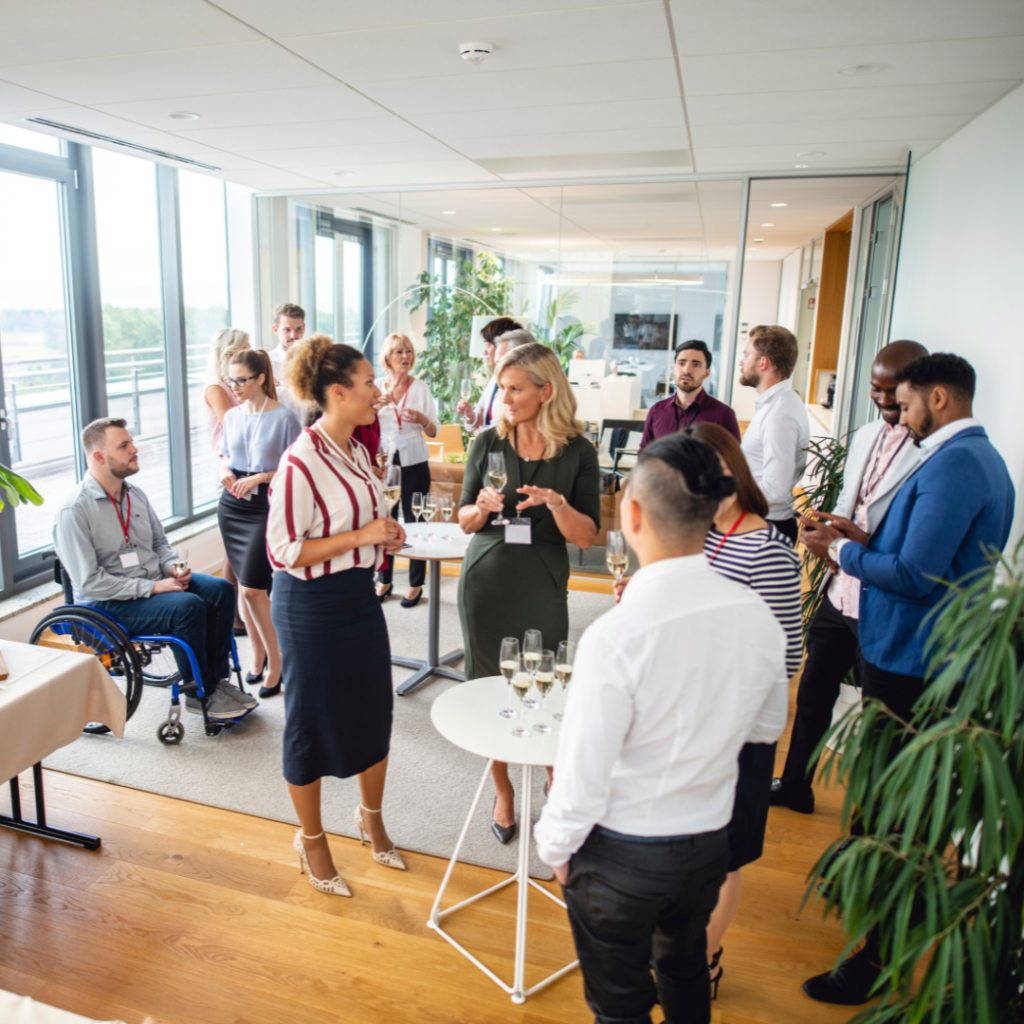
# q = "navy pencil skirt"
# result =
<box><xmin>271</xmin><ymin>567</ymin><xmax>393</xmax><ymax>787</ymax></box>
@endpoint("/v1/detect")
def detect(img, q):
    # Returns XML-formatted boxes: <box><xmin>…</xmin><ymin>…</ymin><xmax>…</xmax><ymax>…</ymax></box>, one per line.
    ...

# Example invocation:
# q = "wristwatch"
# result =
<box><xmin>828</xmin><ymin>536</ymin><xmax>843</xmax><ymax>565</ymax></box>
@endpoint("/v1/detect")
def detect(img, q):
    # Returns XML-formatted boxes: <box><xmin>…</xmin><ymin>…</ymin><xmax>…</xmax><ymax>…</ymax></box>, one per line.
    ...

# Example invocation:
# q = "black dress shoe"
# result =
<box><xmin>246</xmin><ymin>656</ymin><xmax>268</xmax><ymax>685</ymax></box>
<box><xmin>770</xmin><ymin>777</ymin><xmax>815</xmax><ymax>814</ymax></box>
<box><xmin>258</xmin><ymin>681</ymin><xmax>282</xmax><ymax>698</ymax></box>
<box><xmin>491</xmin><ymin>799</ymin><xmax>517</xmax><ymax>844</ymax></box>
<box><xmin>377</xmin><ymin>584</ymin><xmax>393</xmax><ymax>603</ymax></box>
<box><xmin>400</xmin><ymin>587</ymin><xmax>422</xmax><ymax>608</ymax></box>
<box><xmin>802</xmin><ymin>945</ymin><xmax>881</xmax><ymax>1005</ymax></box>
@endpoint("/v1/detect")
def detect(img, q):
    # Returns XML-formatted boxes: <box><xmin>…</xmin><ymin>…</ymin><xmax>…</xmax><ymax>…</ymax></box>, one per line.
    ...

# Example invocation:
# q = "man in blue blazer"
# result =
<box><xmin>799</xmin><ymin>352</ymin><xmax>1015</xmax><ymax>1004</ymax></box>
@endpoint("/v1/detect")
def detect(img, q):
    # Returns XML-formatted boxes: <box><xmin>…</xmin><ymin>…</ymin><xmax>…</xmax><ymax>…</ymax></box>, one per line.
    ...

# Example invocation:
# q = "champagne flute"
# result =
<box><xmin>534</xmin><ymin>650</ymin><xmax>555</xmax><ymax>734</ymax></box>
<box><xmin>522</xmin><ymin>629</ymin><xmax>542</xmax><ymax>709</ymax></box>
<box><xmin>554</xmin><ymin>639</ymin><xmax>575</xmax><ymax>722</ymax></box>
<box><xmin>440</xmin><ymin>493</ymin><xmax>454</xmax><ymax>533</ymax></box>
<box><xmin>511</xmin><ymin>664</ymin><xmax>533</xmax><ymax>738</ymax></box>
<box><xmin>498</xmin><ymin>638</ymin><xmax>520</xmax><ymax>719</ymax></box>
<box><xmin>411</xmin><ymin>491</ymin><xmax>424</xmax><ymax>536</ymax></box>
<box><xmin>375</xmin><ymin>438</ymin><xmax>389</xmax><ymax>471</ymax></box>
<box><xmin>460</xmin><ymin>376</ymin><xmax>472</xmax><ymax>401</ymax></box>
<box><xmin>172</xmin><ymin>548</ymin><xmax>188</xmax><ymax>577</ymax></box>
<box><xmin>606</xmin><ymin>530</ymin><xmax>629</xmax><ymax>581</ymax></box>
<box><xmin>488</xmin><ymin>451</ymin><xmax>510</xmax><ymax>526</ymax></box>
<box><xmin>423</xmin><ymin>491</ymin><xmax>438</xmax><ymax>540</ymax></box>
<box><xmin>383</xmin><ymin>465</ymin><xmax>402</xmax><ymax>516</ymax></box>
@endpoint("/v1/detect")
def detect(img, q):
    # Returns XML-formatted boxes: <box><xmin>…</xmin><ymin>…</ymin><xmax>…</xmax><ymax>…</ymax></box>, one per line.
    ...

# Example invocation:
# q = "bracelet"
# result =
<box><xmin>547</xmin><ymin>494</ymin><xmax>566</xmax><ymax>512</ymax></box>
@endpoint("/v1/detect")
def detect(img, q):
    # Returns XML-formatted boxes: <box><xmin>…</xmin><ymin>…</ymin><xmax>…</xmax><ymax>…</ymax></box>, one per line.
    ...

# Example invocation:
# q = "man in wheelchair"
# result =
<box><xmin>53</xmin><ymin>417</ymin><xmax>257</xmax><ymax>722</ymax></box>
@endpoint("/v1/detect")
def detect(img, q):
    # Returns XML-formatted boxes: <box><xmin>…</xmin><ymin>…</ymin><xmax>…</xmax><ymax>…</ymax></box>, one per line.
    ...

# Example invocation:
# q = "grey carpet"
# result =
<box><xmin>44</xmin><ymin>573</ymin><xmax>615</xmax><ymax>879</ymax></box>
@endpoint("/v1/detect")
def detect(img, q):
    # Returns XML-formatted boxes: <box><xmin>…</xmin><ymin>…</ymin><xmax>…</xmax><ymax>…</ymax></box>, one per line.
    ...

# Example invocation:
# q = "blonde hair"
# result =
<box><xmin>285</xmin><ymin>332</ymin><xmax>365</xmax><ymax>409</ymax></box>
<box><xmin>380</xmin><ymin>332</ymin><xmax>415</xmax><ymax>372</ymax></box>
<box><xmin>494</xmin><ymin>343</ymin><xmax>584</xmax><ymax>460</ymax></box>
<box><xmin>228</xmin><ymin>348</ymin><xmax>277</xmax><ymax>402</ymax></box>
<box><xmin>206</xmin><ymin>327</ymin><xmax>249</xmax><ymax>381</ymax></box>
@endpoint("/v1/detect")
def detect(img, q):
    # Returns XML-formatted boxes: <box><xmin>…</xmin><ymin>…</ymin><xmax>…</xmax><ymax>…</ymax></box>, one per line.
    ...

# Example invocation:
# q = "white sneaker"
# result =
<box><xmin>184</xmin><ymin>690</ymin><xmax>240</xmax><ymax>720</ymax></box>
<box><xmin>218</xmin><ymin>679</ymin><xmax>257</xmax><ymax>709</ymax></box>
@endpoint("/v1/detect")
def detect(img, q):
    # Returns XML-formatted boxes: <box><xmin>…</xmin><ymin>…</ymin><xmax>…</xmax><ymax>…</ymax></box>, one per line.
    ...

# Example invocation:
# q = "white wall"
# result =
<box><xmin>890</xmin><ymin>82</ymin><xmax>1024</xmax><ymax>543</ymax></box>
<box><xmin>777</xmin><ymin>250</ymin><xmax>802</xmax><ymax>333</ymax></box>
<box><xmin>730</xmin><ymin>260</ymin><xmax>782</xmax><ymax>421</ymax></box>
<box><xmin>226</xmin><ymin>182</ymin><xmax>258</xmax><ymax>342</ymax></box>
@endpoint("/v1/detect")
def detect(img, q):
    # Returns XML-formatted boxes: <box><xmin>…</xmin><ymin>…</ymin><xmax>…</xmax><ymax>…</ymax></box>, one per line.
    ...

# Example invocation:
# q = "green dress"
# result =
<box><xmin>457</xmin><ymin>429</ymin><xmax>601</xmax><ymax>679</ymax></box>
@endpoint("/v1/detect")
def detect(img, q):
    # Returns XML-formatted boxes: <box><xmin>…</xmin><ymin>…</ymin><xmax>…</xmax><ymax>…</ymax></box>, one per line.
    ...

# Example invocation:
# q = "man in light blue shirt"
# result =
<box><xmin>53</xmin><ymin>417</ymin><xmax>254</xmax><ymax>720</ymax></box>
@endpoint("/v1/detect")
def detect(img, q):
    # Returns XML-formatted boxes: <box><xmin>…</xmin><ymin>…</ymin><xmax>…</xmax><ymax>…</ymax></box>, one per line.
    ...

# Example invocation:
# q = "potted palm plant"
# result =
<box><xmin>0</xmin><ymin>463</ymin><xmax>42</xmax><ymax>511</ymax></box>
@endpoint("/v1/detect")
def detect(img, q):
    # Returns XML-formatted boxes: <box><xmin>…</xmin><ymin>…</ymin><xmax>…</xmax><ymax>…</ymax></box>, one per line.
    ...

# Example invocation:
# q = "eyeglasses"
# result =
<box><xmin>225</xmin><ymin>375</ymin><xmax>259</xmax><ymax>387</ymax></box>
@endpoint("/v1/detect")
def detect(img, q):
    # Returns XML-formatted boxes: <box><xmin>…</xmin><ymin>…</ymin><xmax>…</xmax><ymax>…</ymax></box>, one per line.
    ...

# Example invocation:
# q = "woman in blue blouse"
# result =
<box><xmin>218</xmin><ymin>348</ymin><xmax>301</xmax><ymax>697</ymax></box>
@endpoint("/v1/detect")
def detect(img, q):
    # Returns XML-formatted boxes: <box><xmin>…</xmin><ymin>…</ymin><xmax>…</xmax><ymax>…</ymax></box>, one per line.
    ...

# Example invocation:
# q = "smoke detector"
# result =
<box><xmin>459</xmin><ymin>41</ymin><xmax>493</xmax><ymax>65</ymax></box>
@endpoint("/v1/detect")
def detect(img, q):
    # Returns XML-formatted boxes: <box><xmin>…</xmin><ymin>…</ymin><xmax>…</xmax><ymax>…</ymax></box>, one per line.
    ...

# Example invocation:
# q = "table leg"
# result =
<box><xmin>511</xmin><ymin>763</ymin><xmax>534</xmax><ymax>1004</ymax></box>
<box><xmin>0</xmin><ymin>763</ymin><xmax>101</xmax><ymax>850</ymax></box>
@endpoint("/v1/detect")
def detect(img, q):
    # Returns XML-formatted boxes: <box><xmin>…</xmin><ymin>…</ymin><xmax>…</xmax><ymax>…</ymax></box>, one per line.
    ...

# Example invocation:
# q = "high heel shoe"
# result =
<box><xmin>377</xmin><ymin>583</ymin><xmax>393</xmax><ymax>603</ymax></box>
<box><xmin>246</xmin><ymin>655</ymin><xmax>268</xmax><ymax>685</ymax></box>
<box><xmin>354</xmin><ymin>805</ymin><xmax>406</xmax><ymax>870</ymax></box>
<box><xmin>490</xmin><ymin>797</ymin><xmax>517</xmax><ymax>845</ymax></box>
<box><xmin>709</xmin><ymin>947</ymin><xmax>724</xmax><ymax>1001</ymax></box>
<box><xmin>259</xmin><ymin>680</ymin><xmax>282</xmax><ymax>698</ymax></box>
<box><xmin>400</xmin><ymin>586</ymin><xmax>422</xmax><ymax>608</ymax></box>
<box><xmin>293</xmin><ymin>831</ymin><xmax>351</xmax><ymax>897</ymax></box>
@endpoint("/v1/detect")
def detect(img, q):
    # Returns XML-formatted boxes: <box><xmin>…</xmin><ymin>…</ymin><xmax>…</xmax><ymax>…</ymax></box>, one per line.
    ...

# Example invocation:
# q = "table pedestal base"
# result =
<box><xmin>1</xmin><ymin>763</ymin><xmax>100</xmax><ymax>850</ymax></box>
<box><xmin>427</xmin><ymin>759</ymin><xmax>578</xmax><ymax>1003</ymax></box>
<box><xmin>394</xmin><ymin>559</ymin><xmax>465</xmax><ymax>696</ymax></box>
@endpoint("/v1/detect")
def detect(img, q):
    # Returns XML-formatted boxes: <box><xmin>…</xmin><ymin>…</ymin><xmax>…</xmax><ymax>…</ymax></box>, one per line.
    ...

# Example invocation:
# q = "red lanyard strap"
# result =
<box><xmin>393</xmin><ymin>382</ymin><xmax>411</xmax><ymax>430</ymax></box>
<box><xmin>108</xmin><ymin>489</ymin><xmax>132</xmax><ymax>547</ymax></box>
<box><xmin>708</xmin><ymin>509</ymin><xmax>746</xmax><ymax>563</ymax></box>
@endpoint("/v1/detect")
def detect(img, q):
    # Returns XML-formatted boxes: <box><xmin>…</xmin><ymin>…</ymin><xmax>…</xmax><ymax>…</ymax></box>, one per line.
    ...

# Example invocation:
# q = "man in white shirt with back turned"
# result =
<box><xmin>535</xmin><ymin>432</ymin><xmax>788</xmax><ymax>1024</ymax></box>
<box><xmin>738</xmin><ymin>325</ymin><xmax>811</xmax><ymax>545</ymax></box>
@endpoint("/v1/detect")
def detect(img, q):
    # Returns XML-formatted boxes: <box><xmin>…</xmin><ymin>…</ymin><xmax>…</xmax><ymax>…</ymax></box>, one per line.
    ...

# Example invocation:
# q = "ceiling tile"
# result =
<box><xmin>215</xmin><ymin>168</ymin><xmax>329</xmax><ymax>189</ymax></box>
<box><xmin>691</xmin><ymin>113</ymin><xmax>970</xmax><ymax>147</ymax></box>
<box><xmin>669</xmin><ymin>0</ymin><xmax>1024</xmax><ymax>55</ymax></box>
<box><xmin>214</xmin><ymin>0</ymin><xmax>655</xmax><ymax>37</ymax></box>
<box><xmin>283</xmin><ymin>4</ymin><xmax>670</xmax><ymax>84</ymax></box>
<box><xmin>3</xmin><ymin>104</ymin><xmax>157</xmax><ymax>136</ymax></box>
<box><xmin>0</xmin><ymin>0</ymin><xmax>261</xmax><ymax>67</ymax></box>
<box><xmin>686</xmin><ymin>81</ymin><xmax>1019</xmax><ymax>125</ymax></box>
<box><xmin>0</xmin><ymin>41</ymin><xmax>334</xmax><ymax>106</ymax></box>
<box><xmin>450</xmin><ymin>127</ymin><xmax>689</xmax><ymax>159</ymax></box>
<box><xmin>238</xmin><ymin>139</ymin><xmax>460</xmax><ymax>168</ymax></box>
<box><xmin>0</xmin><ymin>80</ymin><xmax>70</xmax><ymax>114</ymax></box>
<box><xmin>356</xmin><ymin>60</ymin><xmax>680</xmax><ymax>115</ymax></box>
<box><xmin>94</xmin><ymin>85</ymin><xmax>389</xmax><ymax>131</ymax></box>
<box><xmin>170</xmin><ymin>116</ymin><xmax>431</xmax><ymax>151</ymax></box>
<box><xmin>681</xmin><ymin>38</ymin><xmax>1024</xmax><ymax>98</ymax></box>
<box><xmin>287</xmin><ymin>159</ymin><xmax>500</xmax><ymax>186</ymax></box>
<box><xmin>695</xmin><ymin>140</ymin><xmax>938</xmax><ymax>171</ymax></box>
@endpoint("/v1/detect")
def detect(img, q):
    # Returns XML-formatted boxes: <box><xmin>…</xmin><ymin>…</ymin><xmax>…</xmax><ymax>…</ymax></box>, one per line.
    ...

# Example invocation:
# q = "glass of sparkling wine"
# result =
<box><xmin>554</xmin><ymin>639</ymin><xmax>575</xmax><ymax>722</ymax></box>
<box><xmin>440</xmin><ymin>493</ymin><xmax>454</xmax><ymax>532</ymax></box>
<box><xmin>423</xmin><ymin>491</ymin><xmax>438</xmax><ymax>539</ymax></box>
<box><xmin>511</xmin><ymin>663</ymin><xmax>533</xmax><ymax>738</ymax></box>
<box><xmin>534</xmin><ymin>650</ymin><xmax>555</xmax><ymax>734</ymax></box>
<box><xmin>498</xmin><ymin>637</ymin><xmax>520</xmax><ymax>719</ymax></box>
<box><xmin>460</xmin><ymin>376</ymin><xmax>472</xmax><ymax>401</ymax></box>
<box><xmin>411</xmin><ymin>491</ymin><xmax>424</xmax><ymax>535</ymax></box>
<box><xmin>522</xmin><ymin>629</ymin><xmax>542</xmax><ymax>709</ymax></box>
<box><xmin>375</xmin><ymin>439</ymin><xmax>389</xmax><ymax>471</ymax></box>
<box><xmin>488</xmin><ymin>451</ymin><xmax>509</xmax><ymax>525</ymax></box>
<box><xmin>172</xmin><ymin>548</ymin><xmax>188</xmax><ymax>576</ymax></box>
<box><xmin>606</xmin><ymin>530</ymin><xmax>629</xmax><ymax>582</ymax></box>
<box><xmin>383</xmin><ymin>465</ymin><xmax>402</xmax><ymax>516</ymax></box>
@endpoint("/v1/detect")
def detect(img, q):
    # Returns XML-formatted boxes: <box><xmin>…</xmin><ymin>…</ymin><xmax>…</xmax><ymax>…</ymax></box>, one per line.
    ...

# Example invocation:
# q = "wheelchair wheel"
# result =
<box><xmin>30</xmin><ymin>607</ymin><xmax>144</xmax><ymax>734</ymax></box>
<box><xmin>137</xmin><ymin>642</ymin><xmax>182</xmax><ymax>687</ymax></box>
<box><xmin>157</xmin><ymin>720</ymin><xmax>185</xmax><ymax>745</ymax></box>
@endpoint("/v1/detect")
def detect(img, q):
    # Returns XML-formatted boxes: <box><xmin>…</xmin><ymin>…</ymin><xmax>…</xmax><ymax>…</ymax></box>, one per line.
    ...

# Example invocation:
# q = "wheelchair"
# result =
<box><xmin>30</xmin><ymin>560</ymin><xmax>255</xmax><ymax>745</ymax></box>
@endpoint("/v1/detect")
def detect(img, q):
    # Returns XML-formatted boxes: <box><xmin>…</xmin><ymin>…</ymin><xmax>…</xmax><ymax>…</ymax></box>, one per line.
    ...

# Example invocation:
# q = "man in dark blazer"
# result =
<box><xmin>799</xmin><ymin>352</ymin><xmax>1015</xmax><ymax>1004</ymax></box>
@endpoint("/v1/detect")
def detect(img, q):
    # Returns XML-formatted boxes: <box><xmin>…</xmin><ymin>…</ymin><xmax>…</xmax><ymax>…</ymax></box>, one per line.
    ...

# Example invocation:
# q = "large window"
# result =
<box><xmin>180</xmin><ymin>170</ymin><xmax>230</xmax><ymax>510</ymax></box>
<box><xmin>92</xmin><ymin>148</ymin><xmax>172</xmax><ymax>520</ymax></box>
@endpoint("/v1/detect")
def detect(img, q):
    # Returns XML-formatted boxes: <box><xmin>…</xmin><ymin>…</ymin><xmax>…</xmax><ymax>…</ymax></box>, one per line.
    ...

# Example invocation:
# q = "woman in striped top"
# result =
<box><xmin>687</xmin><ymin>422</ymin><xmax>802</xmax><ymax>996</ymax></box>
<box><xmin>267</xmin><ymin>336</ymin><xmax>407</xmax><ymax>898</ymax></box>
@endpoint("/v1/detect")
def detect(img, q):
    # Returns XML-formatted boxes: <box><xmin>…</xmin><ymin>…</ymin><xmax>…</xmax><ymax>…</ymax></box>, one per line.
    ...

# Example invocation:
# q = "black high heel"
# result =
<box><xmin>400</xmin><ymin>586</ymin><xmax>423</xmax><ymax>608</ymax></box>
<box><xmin>709</xmin><ymin>947</ymin><xmax>724</xmax><ymax>1001</ymax></box>
<box><xmin>246</xmin><ymin>655</ymin><xmax>268</xmax><ymax>685</ymax></box>
<box><xmin>259</xmin><ymin>681</ymin><xmax>282</xmax><ymax>698</ymax></box>
<box><xmin>490</xmin><ymin>797</ymin><xmax>517</xmax><ymax>845</ymax></box>
<box><xmin>377</xmin><ymin>583</ymin><xmax>393</xmax><ymax>603</ymax></box>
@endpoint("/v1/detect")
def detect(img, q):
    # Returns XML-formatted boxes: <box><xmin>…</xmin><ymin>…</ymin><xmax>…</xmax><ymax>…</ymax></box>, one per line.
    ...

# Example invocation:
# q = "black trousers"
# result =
<box><xmin>377</xmin><ymin>456</ymin><xmax>431</xmax><ymax>589</ymax></box>
<box><xmin>766</xmin><ymin>516</ymin><xmax>798</xmax><ymax>545</ymax></box>
<box><xmin>563</xmin><ymin>825</ymin><xmax>729</xmax><ymax>1024</ymax></box>
<box><xmin>780</xmin><ymin>595</ymin><xmax>860</xmax><ymax>797</ymax></box>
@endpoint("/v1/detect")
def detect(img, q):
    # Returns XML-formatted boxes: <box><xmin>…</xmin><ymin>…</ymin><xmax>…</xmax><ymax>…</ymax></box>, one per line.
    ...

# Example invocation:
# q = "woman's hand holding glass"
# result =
<box><xmin>474</xmin><ymin>486</ymin><xmax>505</xmax><ymax>515</ymax></box>
<box><xmin>359</xmin><ymin>516</ymin><xmax>406</xmax><ymax>555</ymax></box>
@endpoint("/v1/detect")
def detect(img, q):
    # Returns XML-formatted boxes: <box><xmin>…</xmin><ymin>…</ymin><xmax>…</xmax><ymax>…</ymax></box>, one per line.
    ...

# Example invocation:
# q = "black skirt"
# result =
<box><xmin>271</xmin><ymin>567</ymin><xmax>393</xmax><ymax>786</ymax></box>
<box><xmin>727</xmin><ymin>741</ymin><xmax>777</xmax><ymax>871</ymax></box>
<box><xmin>218</xmin><ymin>475</ymin><xmax>272</xmax><ymax>590</ymax></box>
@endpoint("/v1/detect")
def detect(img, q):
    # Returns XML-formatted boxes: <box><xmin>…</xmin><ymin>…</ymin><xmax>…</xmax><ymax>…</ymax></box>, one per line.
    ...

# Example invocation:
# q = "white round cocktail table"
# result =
<box><xmin>391</xmin><ymin>522</ymin><xmax>470</xmax><ymax>696</ymax></box>
<box><xmin>428</xmin><ymin>676</ymin><xmax>578</xmax><ymax>1004</ymax></box>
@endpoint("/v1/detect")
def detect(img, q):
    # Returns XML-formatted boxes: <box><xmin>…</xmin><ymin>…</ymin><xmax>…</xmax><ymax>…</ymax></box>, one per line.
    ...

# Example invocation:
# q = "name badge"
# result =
<box><xmin>505</xmin><ymin>518</ymin><xmax>532</xmax><ymax>545</ymax></box>
<box><xmin>119</xmin><ymin>549</ymin><xmax>141</xmax><ymax>568</ymax></box>
<box><xmin>393</xmin><ymin>434</ymin><xmax>410</xmax><ymax>450</ymax></box>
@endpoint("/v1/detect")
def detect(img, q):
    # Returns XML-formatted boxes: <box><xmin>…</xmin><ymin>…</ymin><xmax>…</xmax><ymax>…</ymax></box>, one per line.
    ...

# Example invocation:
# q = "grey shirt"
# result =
<box><xmin>53</xmin><ymin>475</ymin><xmax>178</xmax><ymax>603</ymax></box>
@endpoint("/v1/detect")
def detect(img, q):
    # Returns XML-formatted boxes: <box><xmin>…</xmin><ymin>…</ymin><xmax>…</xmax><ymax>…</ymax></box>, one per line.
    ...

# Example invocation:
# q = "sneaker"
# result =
<box><xmin>217</xmin><ymin>679</ymin><xmax>258</xmax><ymax>709</ymax></box>
<box><xmin>184</xmin><ymin>690</ymin><xmax>242</xmax><ymax>720</ymax></box>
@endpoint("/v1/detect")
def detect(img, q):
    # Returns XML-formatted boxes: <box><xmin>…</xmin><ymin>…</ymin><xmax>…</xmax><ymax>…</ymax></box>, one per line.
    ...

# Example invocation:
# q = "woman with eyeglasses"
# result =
<box><xmin>218</xmin><ymin>347</ymin><xmax>301</xmax><ymax>697</ymax></box>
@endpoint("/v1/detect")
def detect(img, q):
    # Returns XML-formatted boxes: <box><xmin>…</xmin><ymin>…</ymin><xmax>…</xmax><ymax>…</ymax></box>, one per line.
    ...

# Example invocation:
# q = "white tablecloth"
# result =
<box><xmin>0</xmin><ymin>639</ymin><xmax>126</xmax><ymax>783</ymax></box>
<box><xmin>0</xmin><ymin>989</ymin><xmax>124</xmax><ymax>1023</ymax></box>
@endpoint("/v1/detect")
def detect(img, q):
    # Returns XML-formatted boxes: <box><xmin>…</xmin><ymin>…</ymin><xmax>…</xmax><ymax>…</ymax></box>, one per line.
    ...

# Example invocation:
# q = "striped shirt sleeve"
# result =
<box><xmin>747</xmin><ymin>538</ymin><xmax>804</xmax><ymax>677</ymax></box>
<box><xmin>267</xmin><ymin>450</ymin><xmax>316</xmax><ymax>573</ymax></box>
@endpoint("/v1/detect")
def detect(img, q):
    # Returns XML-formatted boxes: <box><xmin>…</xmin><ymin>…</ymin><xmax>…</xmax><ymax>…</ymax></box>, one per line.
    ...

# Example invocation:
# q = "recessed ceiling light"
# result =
<box><xmin>840</xmin><ymin>63</ymin><xmax>883</xmax><ymax>76</ymax></box>
<box><xmin>795</xmin><ymin>164</ymin><xmax>810</xmax><ymax>168</ymax></box>
<box><xmin>798</xmin><ymin>151</ymin><xmax>826</xmax><ymax>157</ymax></box>
<box><xmin>753</xmin><ymin>238</ymin><xmax>764</xmax><ymax>242</ymax></box>
<box><xmin>443</xmin><ymin>210</ymin><xmax>456</xmax><ymax>215</ymax></box>
<box><xmin>761</xmin><ymin>223</ymin><xmax>775</xmax><ymax>227</ymax></box>
<box><xmin>168</xmin><ymin>112</ymin><xmax>200</xmax><ymax>120</ymax></box>
<box><xmin>334</xmin><ymin>170</ymin><xmax>355</xmax><ymax>177</ymax></box>
<box><xmin>771</xmin><ymin>203</ymin><xmax>788</xmax><ymax>207</ymax></box>
<box><xmin>491</xmin><ymin>227</ymin><xmax>502</xmax><ymax>232</ymax></box>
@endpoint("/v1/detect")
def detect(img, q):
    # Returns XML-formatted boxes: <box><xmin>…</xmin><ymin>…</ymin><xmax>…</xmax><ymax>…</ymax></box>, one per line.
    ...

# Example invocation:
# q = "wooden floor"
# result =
<box><xmin>0</xmin><ymin>676</ymin><xmax>858</xmax><ymax>1024</ymax></box>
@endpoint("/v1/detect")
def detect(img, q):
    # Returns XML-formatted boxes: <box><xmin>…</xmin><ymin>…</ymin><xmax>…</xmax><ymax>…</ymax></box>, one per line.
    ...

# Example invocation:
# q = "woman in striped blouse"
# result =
<box><xmin>686</xmin><ymin>422</ymin><xmax>802</xmax><ymax>996</ymax></box>
<box><xmin>267</xmin><ymin>336</ymin><xmax>407</xmax><ymax>898</ymax></box>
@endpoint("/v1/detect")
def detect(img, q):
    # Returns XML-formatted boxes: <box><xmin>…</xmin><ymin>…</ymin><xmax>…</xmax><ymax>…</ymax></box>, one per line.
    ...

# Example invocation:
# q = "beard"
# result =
<box><xmin>908</xmin><ymin>407</ymin><xmax>933</xmax><ymax>445</ymax></box>
<box><xmin>109</xmin><ymin>460</ymin><xmax>140</xmax><ymax>480</ymax></box>
<box><xmin>676</xmin><ymin>377</ymin><xmax>702</xmax><ymax>394</ymax></box>
<box><xmin>738</xmin><ymin>367</ymin><xmax>760</xmax><ymax>389</ymax></box>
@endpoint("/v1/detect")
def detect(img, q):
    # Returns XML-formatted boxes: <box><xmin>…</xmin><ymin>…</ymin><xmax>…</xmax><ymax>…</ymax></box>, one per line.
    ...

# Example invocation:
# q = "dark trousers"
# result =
<box><xmin>766</xmin><ymin>516</ymin><xmax>798</xmax><ymax>545</ymax></box>
<box><xmin>563</xmin><ymin>825</ymin><xmax>729</xmax><ymax>1024</ymax></box>
<box><xmin>93</xmin><ymin>573</ymin><xmax>235</xmax><ymax>691</ymax></box>
<box><xmin>377</xmin><ymin>456</ymin><xmax>431</xmax><ymax>589</ymax></box>
<box><xmin>780</xmin><ymin>595</ymin><xmax>860</xmax><ymax>797</ymax></box>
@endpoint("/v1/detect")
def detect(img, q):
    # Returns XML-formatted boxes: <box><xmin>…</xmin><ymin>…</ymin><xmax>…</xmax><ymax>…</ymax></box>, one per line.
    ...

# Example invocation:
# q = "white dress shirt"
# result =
<box><xmin>534</xmin><ymin>554</ymin><xmax>789</xmax><ymax>868</ymax></box>
<box><xmin>376</xmin><ymin>376</ymin><xmax>440</xmax><ymax>466</ymax></box>
<box><xmin>468</xmin><ymin>374</ymin><xmax>501</xmax><ymax>430</ymax></box>
<box><xmin>741</xmin><ymin>379</ymin><xmax>811</xmax><ymax>521</ymax></box>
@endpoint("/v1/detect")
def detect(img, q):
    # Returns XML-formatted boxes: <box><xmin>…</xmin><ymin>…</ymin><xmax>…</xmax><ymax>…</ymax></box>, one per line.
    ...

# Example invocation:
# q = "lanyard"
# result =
<box><xmin>108</xmin><ymin>488</ymin><xmax>132</xmax><ymax>547</ymax></box>
<box><xmin>863</xmin><ymin>428</ymin><xmax>909</xmax><ymax>496</ymax></box>
<box><xmin>674</xmin><ymin>391</ymin><xmax>704</xmax><ymax>430</ymax></box>
<box><xmin>708</xmin><ymin>510</ymin><xmax>746</xmax><ymax>563</ymax></box>
<box><xmin>392</xmin><ymin>380</ymin><xmax>411</xmax><ymax>431</ymax></box>
<box><xmin>512</xmin><ymin>428</ymin><xmax>542</xmax><ymax>490</ymax></box>
<box><xmin>242</xmin><ymin>395</ymin><xmax>270</xmax><ymax>472</ymax></box>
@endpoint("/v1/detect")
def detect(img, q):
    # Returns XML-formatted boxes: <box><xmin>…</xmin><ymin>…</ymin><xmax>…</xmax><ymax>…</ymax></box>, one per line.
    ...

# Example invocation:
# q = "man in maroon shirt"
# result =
<box><xmin>639</xmin><ymin>340</ymin><xmax>741</xmax><ymax>450</ymax></box>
